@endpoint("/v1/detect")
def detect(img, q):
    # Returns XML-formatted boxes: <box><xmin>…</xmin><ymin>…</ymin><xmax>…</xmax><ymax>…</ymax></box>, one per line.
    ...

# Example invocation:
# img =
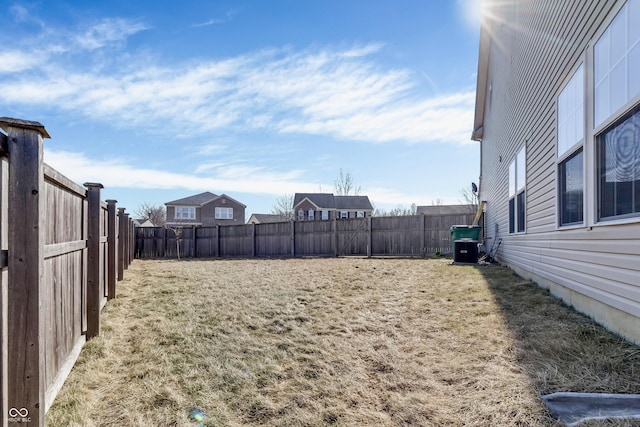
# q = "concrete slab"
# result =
<box><xmin>543</xmin><ymin>392</ymin><xmax>640</xmax><ymax>426</ymax></box>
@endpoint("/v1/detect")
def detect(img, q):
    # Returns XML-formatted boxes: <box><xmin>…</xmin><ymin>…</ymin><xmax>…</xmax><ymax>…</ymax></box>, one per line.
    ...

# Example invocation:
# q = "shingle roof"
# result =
<box><xmin>248</xmin><ymin>214</ymin><xmax>291</xmax><ymax>223</ymax></box>
<box><xmin>335</xmin><ymin>195</ymin><xmax>373</xmax><ymax>210</ymax></box>
<box><xmin>293</xmin><ymin>193</ymin><xmax>373</xmax><ymax>210</ymax></box>
<box><xmin>416</xmin><ymin>204</ymin><xmax>476</xmax><ymax>215</ymax></box>
<box><xmin>165</xmin><ymin>191</ymin><xmax>218</xmax><ymax>206</ymax></box>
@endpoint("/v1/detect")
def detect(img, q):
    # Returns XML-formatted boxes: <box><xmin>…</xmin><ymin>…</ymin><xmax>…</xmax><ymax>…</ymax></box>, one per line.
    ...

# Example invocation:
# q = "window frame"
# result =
<box><xmin>508</xmin><ymin>146</ymin><xmax>526</xmax><ymax>234</ymax></box>
<box><xmin>321</xmin><ymin>210</ymin><xmax>329</xmax><ymax>220</ymax></box>
<box><xmin>175</xmin><ymin>206</ymin><xmax>196</xmax><ymax>220</ymax></box>
<box><xmin>215</xmin><ymin>206</ymin><xmax>234</xmax><ymax>220</ymax></box>
<box><xmin>557</xmin><ymin>62</ymin><xmax>586</xmax><ymax>228</ymax></box>
<box><xmin>592</xmin><ymin>0</ymin><xmax>640</xmax><ymax>224</ymax></box>
<box><xmin>308</xmin><ymin>209</ymin><xmax>315</xmax><ymax>220</ymax></box>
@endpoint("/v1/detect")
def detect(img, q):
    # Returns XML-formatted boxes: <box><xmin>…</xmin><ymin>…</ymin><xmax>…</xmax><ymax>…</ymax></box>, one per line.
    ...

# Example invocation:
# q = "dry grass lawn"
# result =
<box><xmin>46</xmin><ymin>258</ymin><xmax>640</xmax><ymax>426</ymax></box>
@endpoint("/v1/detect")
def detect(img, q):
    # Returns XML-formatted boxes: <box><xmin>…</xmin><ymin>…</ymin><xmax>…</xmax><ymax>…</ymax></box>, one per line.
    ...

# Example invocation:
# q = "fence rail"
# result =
<box><xmin>0</xmin><ymin>118</ymin><xmax>134</xmax><ymax>427</ymax></box>
<box><xmin>135</xmin><ymin>213</ymin><xmax>478</xmax><ymax>259</ymax></box>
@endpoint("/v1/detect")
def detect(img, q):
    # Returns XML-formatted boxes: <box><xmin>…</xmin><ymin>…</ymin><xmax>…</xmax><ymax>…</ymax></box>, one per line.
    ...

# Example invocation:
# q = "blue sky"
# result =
<box><xmin>1</xmin><ymin>0</ymin><xmax>482</xmax><ymax>219</ymax></box>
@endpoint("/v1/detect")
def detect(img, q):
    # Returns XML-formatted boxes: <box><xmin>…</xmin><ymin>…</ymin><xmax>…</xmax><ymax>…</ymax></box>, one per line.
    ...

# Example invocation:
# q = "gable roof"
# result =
<box><xmin>335</xmin><ymin>195</ymin><xmax>373</xmax><ymax>210</ymax></box>
<box><xmin>416</xmin><ymin>204</ymin><xmax>476</xmax><ymax>215</ymax></box>
<box><xmin>293</xmin><ymin>193</ymin><xmax>373</xmax><ymax>210</ymax></box>
<box><xmin>165</xmin><ymin>191</ymin><xmax>218</xmax><ymax>206</ymax></box>
<box><xmin>247</xmin><ymin>213</ymin><xmax>291</xmax><ymax>224</ymax></box>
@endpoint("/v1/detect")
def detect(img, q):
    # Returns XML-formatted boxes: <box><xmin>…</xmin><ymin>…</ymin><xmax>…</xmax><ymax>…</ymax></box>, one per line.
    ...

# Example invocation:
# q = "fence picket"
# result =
<box><xmin>0</xmin><ymin>118</ymin><xmax>134</xmax><ymax>425</ymax></box>
<box><xmin>134</xmin><ymin>213</ymin><xmax>479</xmax><ymax>259</ymax></box>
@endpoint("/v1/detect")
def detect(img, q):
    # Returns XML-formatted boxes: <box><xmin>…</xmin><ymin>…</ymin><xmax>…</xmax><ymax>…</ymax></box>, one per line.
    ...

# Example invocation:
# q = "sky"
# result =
<box><xmin>1</xmin><ymin>0</ymin><xmax>483</xmax><ymax>220</ymax></box>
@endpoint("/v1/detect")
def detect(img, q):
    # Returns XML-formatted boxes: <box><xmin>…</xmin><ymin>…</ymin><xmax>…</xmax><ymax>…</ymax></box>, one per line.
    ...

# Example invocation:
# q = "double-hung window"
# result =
<box><xmin>175</xmin><ymin>206</ymin><xmax>196</xmax><ymax>220</ymax></box>
<box><xmin>594</xmin><ymin>0</ymin><xmax>640</xmax><ymax>221</ymax></box>
<box><xmin>215</xmin><ymin>207</ymin><xmax>233</xmax><ymax>220</ymax></box>
<box><xmin>558</xmin><ymin>63</ymin><xmax>585</xmax><ymax>226</ymax></box>
<box><xmin>321</xmin><ymin>210</ymin><xmax>329</xmax><ymax>220</ymax></box>
<box><xmin>509</xmin><ymin>147</ymin><xmax>526</xmax><ymax>233</ymax></box>
<box><xmin>308</xmin><ymin>209</ymin><xmax>315</xmax><ymax>220</ymax></box>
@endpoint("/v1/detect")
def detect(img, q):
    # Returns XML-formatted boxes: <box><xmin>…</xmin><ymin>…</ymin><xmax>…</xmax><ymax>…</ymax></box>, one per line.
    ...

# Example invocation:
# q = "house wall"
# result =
<box><xmin>479</xmin><ymin>0</ymin><xmax>640</xmax><ymax>343</ymax></box>
<box><xmin>200</xmin><ymin>198</ymin><xmax>245</xmax><ymax>226</ymax></box>
<box><xmin>165</xmin><ymin>205</ymin><xmax>202</xmax><ymax>225</ymax></box>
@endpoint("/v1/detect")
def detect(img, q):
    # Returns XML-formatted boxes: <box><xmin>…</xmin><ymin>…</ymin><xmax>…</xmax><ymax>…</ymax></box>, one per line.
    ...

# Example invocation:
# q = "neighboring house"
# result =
<box><xmin>416</xmin><ymin>204</ymin><xmax>476</xmax><ymax>216</ymax></box>
<box><xmin>293</xmin><ymin>193</ymin><xmax>373</xmax><ymax>221</ymax></box>
<box><xmin>132</xmin><ymin>219</ymin><xmax>155</xmax><ymax>227</ymax></box>
<box><xmin>165</xmin><ymin>191</ymin><xmax>246</xmax><ymax>227</ymax></box>
<box><xmin>473</xmin><ymin>0</ymin><xmax>640</xmax><ymax>343</ymax></box>
<box><xmin>247</xmin><ymin>213</ymin><xmax>291</xmax><ymax>224</ymax></box>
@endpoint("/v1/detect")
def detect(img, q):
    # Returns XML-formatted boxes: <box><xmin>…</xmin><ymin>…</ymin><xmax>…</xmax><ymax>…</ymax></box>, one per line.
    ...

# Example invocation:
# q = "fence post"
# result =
<box><xmin>367</xmin><ymin>216</ymin><xmax>372</xmax><ymax>258</ymax></box>
<box><xmin>117</xmin><ymin>208</ymin><xmax>125</xmax><ymax>280</ymax></box>
<box><xmin>106</xmin><ymin>200</ymin><xmax>117</xmax><ymax>299</ymax></box>
<box><xmin>333</xmin><ymin>218</ymin><xmax>338</xmax><ymax>257</ymax></box>
<box><xmin>3</xmin><ymin>118</ymin><xmax>50</xmax><ymax>427</ymax></box>
<box><xmin>0</xmin><ymin>131</ymin><xmax>8</xmax><ymax>427</ymax></box>
<box><xmin>84</xmin><ymin>183</ymin><xmax>103</xmax><ymax>339</ymax></box>
<box><xmin>129</xmin><ymin>218</ymin><xmax>134</xmax><ymax>265</ymax></box>
<box><xmin>123</xmin><ymin>213</ymin><xmax>130</xmax><ymax>269</ymax></box>
<box><xmin>216</xmin><ymin>225</ymin><xmax>221</xmax><ymax>257</ymax></box>
<box><xmin>252</xmin><ymin>224</ymin><xmax>256</xmax><ymax>257</ymax></box>
<box><xmin>290</xmin><ymin>221</ymin><xmax>295</xmax><ymax>257</ymax></box>
<box><xmin>192</xmin><ymin>225</ymin><xmax>197</xmax><ymax>258</ymax></box>
<box><xmin>421</xmin><ymin>213</ymin><xmax>426</xmax><ymax>258</ymax></box>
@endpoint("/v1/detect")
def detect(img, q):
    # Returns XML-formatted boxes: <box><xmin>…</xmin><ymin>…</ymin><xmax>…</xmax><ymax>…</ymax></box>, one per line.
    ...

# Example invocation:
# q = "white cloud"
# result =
<box><xmin>74</xmin><ymin>18</ymin><xmax>149</xmax><ymax>50</ymax></box>
<box><xmin>1</xmin><ymin>19</ymin><xmax>474</xmax><ymax>145</ymax></box>
<box><xmin>44</xmin><ymin>149</ymin><xmax>317</xmax><ymax>196</ymax></box>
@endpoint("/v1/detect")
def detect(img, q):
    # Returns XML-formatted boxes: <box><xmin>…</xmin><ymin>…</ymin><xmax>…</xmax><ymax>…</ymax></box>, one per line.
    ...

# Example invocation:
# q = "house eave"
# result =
<box><xmin>472</xmin><ymin>18</ymin><xmax>491</xmax><ymax>143</ymax></box>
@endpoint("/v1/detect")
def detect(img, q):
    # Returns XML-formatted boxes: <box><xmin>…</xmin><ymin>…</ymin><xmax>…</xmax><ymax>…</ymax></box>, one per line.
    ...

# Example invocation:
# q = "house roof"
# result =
<box><xmin>247</xmin><ymin>213</ymin><xmax>291</xmax><ymax>224</ymax></box>
<box><xmin>293</xmin><ymin>193</ymin><xmax>373</xmax><ymax>210</ymax></box>
<box><xmin>335</xmin><ymin>195</ymin><xmax>373</xmax><ymax>210</ymax></box>
<box><xmin>165</xmin><ymin>192</ymin><xmax>247</xmax><ymax>208</ymax></box>
<box><xmin>472</xmin><ymin>14</ymin><xmax>491</xmax><ymax>141</ymax></box>
<box><xmin>416</xmin><ymin>204</ymin><xmax>476</xmax><ymax>215</ymax></box>
<box><xmin>165</xmin><ymin>191</ymin><xmax>218</xmax><ymax>206</ymax></box>
<box><xmin>133</xmin><ymin>219</ymin><xmax>155</xmax><ymax>227</ymax></box>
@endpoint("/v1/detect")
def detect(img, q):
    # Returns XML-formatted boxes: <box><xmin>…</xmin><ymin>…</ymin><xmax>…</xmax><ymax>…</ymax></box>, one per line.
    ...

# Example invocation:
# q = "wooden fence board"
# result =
<box><xmin>135</xmin><ymin>213</ymin><xmax>479</xmax><ymax>260</ymax></box>
<box><xmin>0</xmin><ymin>118</ymin><xmax>134</xmax><ymax>425</ymax></box>
<box><xmin>0</xmin><ymin>136</ymin><xmax>8</xmax><ymax>427</ymax></box>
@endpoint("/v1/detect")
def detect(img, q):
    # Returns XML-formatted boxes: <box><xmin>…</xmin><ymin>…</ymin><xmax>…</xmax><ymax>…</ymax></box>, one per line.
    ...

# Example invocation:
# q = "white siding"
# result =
<box><xmin>478</xmin><ymin>0</ymin><xmax>640</xmax><ymax>342</ymax></box>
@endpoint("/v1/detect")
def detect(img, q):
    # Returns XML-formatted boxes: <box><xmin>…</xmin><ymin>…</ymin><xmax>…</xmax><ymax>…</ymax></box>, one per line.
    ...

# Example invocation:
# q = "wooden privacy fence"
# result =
<box><xmin>136</xmin><ymin>213</ymin><xmax>478</xmax><ymax>259</ymax></box>
<box><xmin>0</xmin><ymin>118</ymin><xmax>135</xmax><ymax>427</ymax></box>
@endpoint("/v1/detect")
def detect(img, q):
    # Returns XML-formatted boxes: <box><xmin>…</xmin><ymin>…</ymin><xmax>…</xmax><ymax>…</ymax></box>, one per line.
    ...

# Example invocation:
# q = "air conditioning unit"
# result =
<box><xmin>453</xmin><ymin>239</ymin><xmax>478</xmax><ymax>263</ymax></box>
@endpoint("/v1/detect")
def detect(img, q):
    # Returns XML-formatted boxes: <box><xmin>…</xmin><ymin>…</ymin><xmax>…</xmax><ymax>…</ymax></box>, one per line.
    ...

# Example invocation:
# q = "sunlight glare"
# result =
<box><xmin>458</xmin><ymin>0</ymin><xmax>484</xmax><ymax>30</ymax></box>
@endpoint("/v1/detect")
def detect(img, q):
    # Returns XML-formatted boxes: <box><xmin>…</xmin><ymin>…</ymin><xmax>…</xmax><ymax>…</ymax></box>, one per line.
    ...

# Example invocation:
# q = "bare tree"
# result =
<box><xmin>373</xmin><ymin>203</ymin><xmax>417</xmax><ymax>217</ymax></box>
<box><xmin>459</xmin><ymin>183</ymin><xmax>479</xmax><ymax>213</ymax></box>
<box><xmin>135</xmin><ymin>202</ymin><xmax>166</xmax><ymax>227</ymax></box>
<box><xmin>271</xmin><ymin>193</ymin><xmax>294</xmax><ymax>220</ymax></box>
<box><xmin>334</xmin><ymin>168</ymin><xmax>361</xmax><ymax>196</ymax></box>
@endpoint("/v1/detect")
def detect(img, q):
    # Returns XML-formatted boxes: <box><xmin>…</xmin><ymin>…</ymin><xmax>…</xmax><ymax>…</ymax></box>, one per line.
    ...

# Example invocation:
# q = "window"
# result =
<box><xmin>594</xmin><ymin>0</ymin><xmax>640</xmax><ymax>128</ymax></box>
<box><xmin>356</xmin><ymin>211</ymin><xmax>365</xmax><ymax>218</ymax></box>
<box><xmin>321</xmin><ymin>210</ymin><xmax>329</xmax><ymax>220</ymax></box>
<box><xmin>598</xmin><ymin>107</ymin><xmax>640</xmax><ymax>219</ymax></box>
<box><xmin>560</xmin><ymin>149</ymin><xmax>585</xmax><ymax>225</ymax></box>
<box><xmin>215</xmin><ymin>207</ymin><xmax>233</xmax><ymax>220</ymax></box>
<box><xmin>508</xmin><ymin>147</ymin><xmax>526</xmax><ymax>233</ymax></box>
<box><xmin>298</xmin><ymin>209</ymin><xmax>305</xmax><ymax>221</ymax></box>
<box><xmin>308</xmin><ymin>209</ymin><xmax>315</xmax><ymax>220</ymax></box>
<box><xmin>594</xmin><ymin>0</ymin><xmax>640</xmax><ymax>221</ymax></box>
<box><xmin>175</xmin><ymin>206</ymin><xmax>195</xmax><ymax>220</ymax></box>
<box><xmin>558</xmin><ymin>64</ymin><xmax>585</xmax><ymax>226</ymax></box>
<box><xmin>340</xmin><ymin>211</ymin><xmax>348</xmax><ymax>219</ymax></box>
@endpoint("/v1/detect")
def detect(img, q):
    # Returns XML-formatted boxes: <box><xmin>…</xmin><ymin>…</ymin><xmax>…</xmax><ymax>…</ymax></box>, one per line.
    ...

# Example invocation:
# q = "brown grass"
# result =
<box><xmin>46</xmin><ymin>258</ymin><xmax>640</xmax><ymax>426</ymax></box>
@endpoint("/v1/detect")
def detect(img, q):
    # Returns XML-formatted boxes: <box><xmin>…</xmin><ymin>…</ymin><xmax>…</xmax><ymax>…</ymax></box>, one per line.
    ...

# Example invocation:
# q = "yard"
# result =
<box><xmin>47</xmin><ymin>258</ymin><xmax>640</xmax><ymax>426</ymax></box>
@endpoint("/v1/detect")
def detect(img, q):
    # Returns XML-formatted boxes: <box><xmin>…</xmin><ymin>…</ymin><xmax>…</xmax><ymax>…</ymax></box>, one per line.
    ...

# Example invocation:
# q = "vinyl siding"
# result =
<box><xmin>478</xmin><ymin>0</ymin><xmax>640</xmax><ymax>342</ymax></box>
